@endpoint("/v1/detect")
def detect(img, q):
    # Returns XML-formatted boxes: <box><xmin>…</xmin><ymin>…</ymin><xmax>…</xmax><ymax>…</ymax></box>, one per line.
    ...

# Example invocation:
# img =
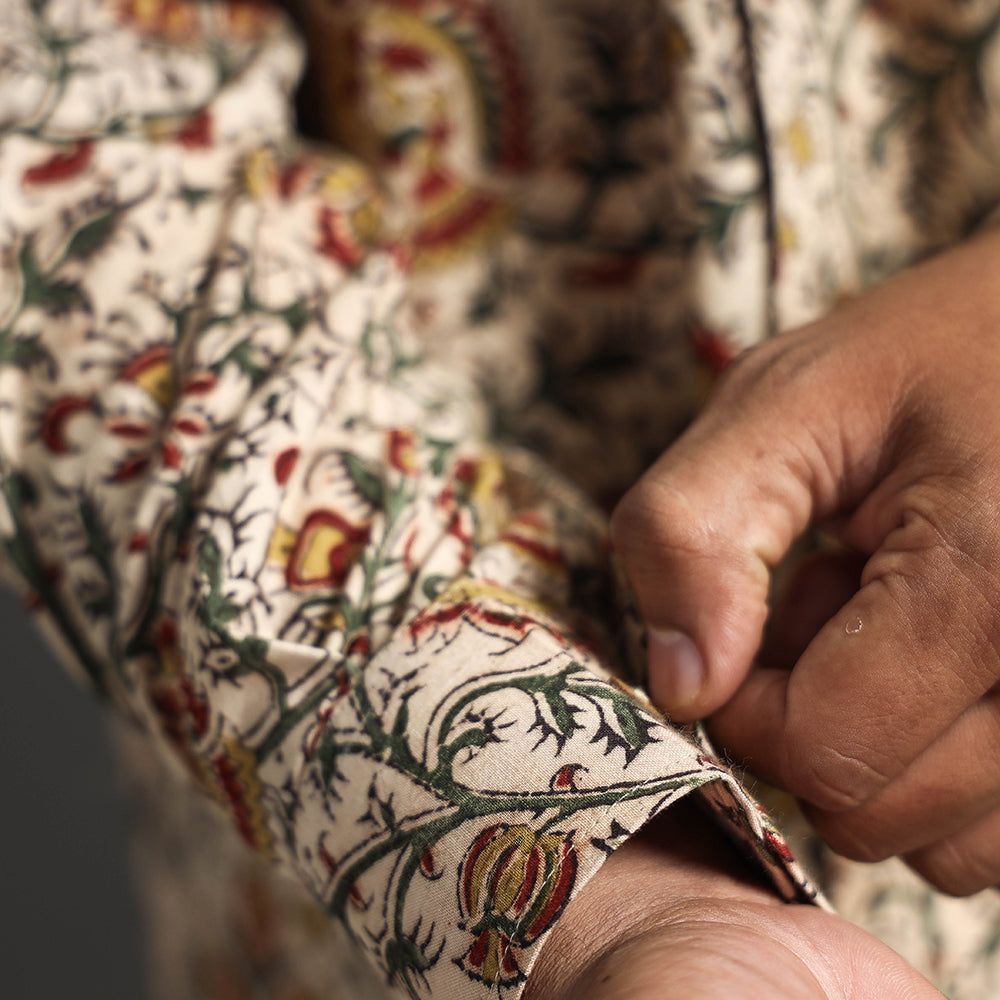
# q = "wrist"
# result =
<box><xmin>522</xmin><ymin>797</ymin><xmax>781</xmax><ymax>1000</ymax></box>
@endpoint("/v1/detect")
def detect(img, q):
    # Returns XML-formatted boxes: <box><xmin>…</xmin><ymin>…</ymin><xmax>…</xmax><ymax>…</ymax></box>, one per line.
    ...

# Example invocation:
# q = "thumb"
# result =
<box><xmin>610</xmin><ymin>333</ymin><xmax>892</xmax><ymax>722</ymax></box>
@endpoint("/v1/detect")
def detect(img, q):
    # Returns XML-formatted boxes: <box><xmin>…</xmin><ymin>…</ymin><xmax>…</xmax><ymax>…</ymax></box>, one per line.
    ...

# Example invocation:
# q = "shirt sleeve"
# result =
<box><xmin>0</xmin><ymin>3</ymin><xmax>820</xmax><ymax>999</ymax></box>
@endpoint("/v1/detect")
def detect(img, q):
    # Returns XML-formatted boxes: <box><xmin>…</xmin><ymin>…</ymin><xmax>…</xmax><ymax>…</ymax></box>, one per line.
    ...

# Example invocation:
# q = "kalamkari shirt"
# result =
<box><xmin>3</xmin><ymin>2</ymin><xmax>1000</xmax><ymax>999</ymax></box>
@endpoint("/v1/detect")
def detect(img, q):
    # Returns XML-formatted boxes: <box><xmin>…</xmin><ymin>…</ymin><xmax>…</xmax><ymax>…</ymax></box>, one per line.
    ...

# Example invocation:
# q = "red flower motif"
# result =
<box><xmin>161</xmin><ymin>439</ymin><xmax>183</xmax><ymax>470</ymax></box>
<box><xmin>212</xmin><ymin>739</ymin><xmax>272</xmax><ymax>854</ymax></box>
<box><xmin>171</xmin><ymin>416</ymin><xmax>208</xmax><ymax>436</ymax></box>
<box><xmin>22</xmin><ymin>141</ymin><xmax>94</xmax><ymax>186</ymax></box>
<box><xmin>458</xmin><ymin>824</ymin><xmax>577</xmax><ymax>986</ymax></box>
<box><xmin>175</xmin><ymin>109</ymin><xmax>213</xmax><ymax>149</ymax></box>
<box><xmin>273</xmin><ymin>447</ymin><xmax>300</xmax><ymax>486</ymax></box>
<box><xmin>419</xmin><ymin>846</ymin><xmax>443</xmax><ymax>880</ymax></box>
<box><xmin>345</xmin><ymin>633</ymin><xmax>371</xmax><ymax>659</ymax></box>
<box><xmin>379</xmin><ymin>42</ymin><xmax>432</xmax><ymax>72</ymax></box>
<box><xmin>284</xmin><ymin>510</ymin><xmax>371</xmax><ymax>590</ymax></box>
<box><xmin>317</xmin><ymin>205</ymin><xmax>364</xmax><ymax>270</ymax></box>
<box><xmin>156</xmin><ymin>616</ymin><xmax>178</xmax><ymax>649</ymax></box>
<box><xmin>764</xmin><ymin>828</ymin><xmax>795</xmax><ymax>865</ymax></box>
<box><xmin>453</xmin><ymin>458</ymin><xmax>479</xmax><ymax>484</ymax></box>
<box><xmin>182</xmin><ymin>370</ymin><xmax>219</xmax><ymax>396</ymax></box>
<box><xmin>691</xmin><ymin>324</ymin><xmax>735</xmax><ymax>373</ymax></box>
<box><xmin>120</xmin><ymin>344</ymin><xmax>175</xmax><ymax>409</ymax></box>
<box><xmin>755</xmin><ymin>803</ymin><xmax>796</xmax><ymax>865</ymax></box>
<box><xmin>387</xmin><ymin>428</ymin><xmax>418</xmax><ymax>475</ymax></box>
<box><xmin>106</xmin><ymin>418</ymin><xmax>151</xmax><ymax>440</ymax></box>
<box><xmin>111</xmin><ymin>452</ymin><xmax>151</xmax><ymax>483</ymax></box>
<box><xmin>127</xmin><ymin>532</ymin><xmax>149</xmax><ymax>553</ymax></box>
<box><xmin>40</xmin><ymin>396</ymin><xmax>94</xmax><ymax>454</ymax></box>
<box><xmin>549</xmin><ymin>763</ymin><xmax>586</xmax><ymax>792</ymax></box>
<box><xmin>303</xmin><ymin>670</ymin><xmax>354</xmax><ymax>759</ymax></box>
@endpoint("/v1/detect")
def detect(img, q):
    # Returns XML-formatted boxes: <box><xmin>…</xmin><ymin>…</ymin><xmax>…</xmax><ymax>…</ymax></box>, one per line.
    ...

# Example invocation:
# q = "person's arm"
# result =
<box><xmin>523</xmin><ymin>798</ymin><xmax>941</xmax><ymax>1000</ymax></box>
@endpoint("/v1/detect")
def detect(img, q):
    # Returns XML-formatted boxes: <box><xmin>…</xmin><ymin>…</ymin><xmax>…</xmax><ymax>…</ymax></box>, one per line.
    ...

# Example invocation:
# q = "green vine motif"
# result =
<box><xmin>12</xmin><ymin>1</ymin><xmax>273</xmax><ymax>143</ymax></box>
<box><xmin>176</xmin><ymin>391</ymin><xmax>703</xmax><ymax>997</ymax></box>
<box><xmin>312</xmin><ymin>656</ymin><xmax>698</xmax><ymax>996</ymax></box>
<box><xmin>0</xmin><ymin>211</ymin><xmax>130</xmax><ymax>698</ymax></box>
<box><xmin>0</xmin><ymin>472</ymin><xmax>112</xmax><ymax>697</ymax></box>
<box><xmin>193</xmin><ymin>440</ymin><xmax>427</xmax><ymax>763</ymax></box>
<box><xmin>1</xmin><ymin>212</ymin><xmax>120</xmax><ymax>343</ymax></box>
<box><xmin>197</xmin><ymin>554</ymin><xmax>701</xmax><ymax>999</ymax></box>
<box><xmin>695</xmin><ymin>85</ymin><xmax>766</xmax><ymax>261</ymax></box>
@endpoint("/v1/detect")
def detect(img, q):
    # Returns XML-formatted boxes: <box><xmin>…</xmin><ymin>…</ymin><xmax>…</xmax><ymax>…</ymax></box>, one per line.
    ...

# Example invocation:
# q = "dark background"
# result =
<box><xmin>0</xmin><ymin>591</ymin><xmax>149</xmax><ymax>999</ymax></box>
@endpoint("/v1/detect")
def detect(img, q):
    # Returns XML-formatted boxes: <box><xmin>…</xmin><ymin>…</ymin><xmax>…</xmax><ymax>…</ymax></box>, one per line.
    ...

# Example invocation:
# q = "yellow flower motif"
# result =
<box><xmin>111</xmin><ymin>0</ymin><xmax>199</xmax><ymax>40</ymax></box>
<box><xmin>453</xmin><ymin>451</ymin><xmax>508</xmax><ymax>540</ymax></box>
<box><xmin>120</xmin><ymin>345</ymin><xmax>175</xmax><ymax>409</ymax></box>
<box><xmin>211</xmin><ymin>736</ymin><xmax>274</xmax><ymax>856</ymax></box>
<box><xmin>320</xmin><ymin>160</ymin><xmax>372</xmax><ymax>200</ymax></box>
<box><xmin>784</xmin><ymin>114</ymin><xmax>815</xmax><ymax>167</ymax></box>
<box><xmin>350</xmin><ymin>200</ymin><xmax>384</xmax><ymax>246</ymax></box>
<box><xmin>776</xmin><ymin>214</ymin><xmax>798</xmax><ymax>255</ymax></box>
<box><xmin>222</xmin><ymin>1</ymin><xmax>277</xmax><ymax>41</ymax></box>
<box><xmin>434</xmin><ymin>578</ymin><xmax>556</xmax><ymax>621</ymax></box>
<box><xmin>266</xmin><ymin>522</ymin><xmax>297</xmax><ymax>568</ymax></box>
<box><xmin>266</xmin><ymin>512</ymin><xmax>371</xmax><ymax>591</ymax></box>
<box><xmin>459</xmin><ymin>824</ymin><xmax>578</xmax><ymax>986</ymax></box>
<box><xmin>244</xmin><ymin>147</ymin><xmax>278</xmax><ymax>200</ymax></box>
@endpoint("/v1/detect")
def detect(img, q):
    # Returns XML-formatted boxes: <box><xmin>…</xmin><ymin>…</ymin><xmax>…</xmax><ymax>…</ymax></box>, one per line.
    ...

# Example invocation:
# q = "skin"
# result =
<box><xmin>611</xmin><ymin>225</ymin><xmax>1000</xmax><ymax>896</ymax></box>
<box><xmin>523</xmin><ymin>800</ymin><xmax>942</xmax><ymax>1000</ymax></box>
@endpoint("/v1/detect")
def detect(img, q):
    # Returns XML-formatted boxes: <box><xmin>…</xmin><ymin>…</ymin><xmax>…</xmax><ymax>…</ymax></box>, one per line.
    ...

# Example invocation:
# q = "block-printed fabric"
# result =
<box><xmin>3</xmin><ymin>2</ymin><xmax>1000</xmax><ymax>999</ymax></box>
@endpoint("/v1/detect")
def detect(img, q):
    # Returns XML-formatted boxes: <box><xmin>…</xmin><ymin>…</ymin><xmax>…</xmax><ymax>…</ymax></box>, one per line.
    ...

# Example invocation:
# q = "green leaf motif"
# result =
<box><xmin>280</xmin><ymin>300</ymin><xmax>310</xmax><ymax>335</ymax></box>
<box><xmin>573</xmin><ymin>682</ymin><xmax>658</xmax><ymax>757</ymax></box>
<box><xmin>197</xmin><ymin>535</ymin><xmax>243</xmax><ymax>626</ymax></box>
<box><xmin>0</xmin><ymin>332</ymin><xmax>48</xmax><ymax>370</ymax></box>
<box><xmin>63</xmin><ymin>211</ymin><xmax>117</xmax><ymax>262</ymax></box>
<box><xmin>343</xmin><ymin>452</ymin><xmax>384</xmax><ymax>506</ymax></box>
<box><xmin>180</xmin><ymin>186</ymin><xmax>213</xmax><ymax>209</ymax></box>
<box><xmin>610</xmin><ymin>695</ymin><xmax>654</xmax><ymax>754</ymax></box>
<box><xmin>4</xmin><ymin>470</ymin><xmax>38</xmax><ymax>510</ymax></box>
<box><xmin>17</xmin><ymin>240</ymin><xmax>45</xmax><ymax>307</ymax></box>
<box><xmin>544</xmin><ymin>685</ymin><xmax>582</xmax><ymax>741</ymax></box>
<box><xmin>213</xmin><ymin>339</ymin><xmax>268</xmax><ymax>386</ymax></box>
<box><xmin>78</xmin><ymin>496</ymin><xmax>112</xmax><ymax>576</ymax></box>
<box><xmin>18</xmin><ymin>239</ymin><xmax>87</xmax><ymax>315</ymax></box>
<box><xmin>421</xmin><ymin>574</ymin><xmax>449</xmax><ymax>602</ymax></box>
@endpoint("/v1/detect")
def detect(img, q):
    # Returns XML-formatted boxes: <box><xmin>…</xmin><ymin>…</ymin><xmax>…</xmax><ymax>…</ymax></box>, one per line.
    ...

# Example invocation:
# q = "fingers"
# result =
<box><xmin>799</xmin><ymin>688</ymin><xmax>1000</xmax><ymax>862</ymax></box>
<box><xmin>710</xmin><ymin>498</ymin><xmax>1000</xmax><ymax>813</ymax></box>
<box><xmin>762</xmin><ymin>548</ymin><xmax>864</xmax><ymax>669</ymax></box>
<box><xmin>611</xmin><ymin>330</ymin><xmax>894</xmax><ymax>723</ymax></box>
<box><xmin>906</xmin><ymin>808</ymin><xmax>1000</xmax><ymax>896</ymax></box>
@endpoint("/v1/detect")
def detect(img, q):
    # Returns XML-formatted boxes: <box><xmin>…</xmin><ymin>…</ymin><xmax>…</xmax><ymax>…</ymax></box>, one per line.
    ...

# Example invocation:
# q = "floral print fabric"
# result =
<box><xmin>0</xmin><ymin>3</ymin><xmax>815</xmax><ymax>999</ymax></box>
<box><xmin>4</xmin><ymin>2</ymin><xmax>1000</xmax><ymax>999</ymax></box>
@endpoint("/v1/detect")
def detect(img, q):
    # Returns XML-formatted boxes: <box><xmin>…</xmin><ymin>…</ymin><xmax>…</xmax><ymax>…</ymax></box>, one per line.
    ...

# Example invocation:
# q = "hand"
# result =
<box><xmin>611</xmin><ymin>227</ymin><xmax>1000</xmax><ymax>895</ymax></box>
<box><xmin>523</xmin><ymin>801</ymin><xmax>942</xmax><ymax>1000</ymax></box>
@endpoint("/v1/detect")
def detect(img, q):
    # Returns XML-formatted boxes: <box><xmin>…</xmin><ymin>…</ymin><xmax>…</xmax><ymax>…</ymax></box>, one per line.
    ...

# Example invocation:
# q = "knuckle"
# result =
<box><xmin>908</xmin><ymin>840</ymin><xmax>999</xmax><ymax>897</ymax></box>
<box><xmin>610</xmin><ymin>488</ymin><xmax>659</xmax><ymax>570</ymax></box>
<box><xmin>609</xmin><ymin>487</ymin><xmax>652</xmax><ymax>552</ymax></box>
<box><xmin>610</xmin><ymin>480</ymin><xmax>701</xmax><ymax>564</ymax></box>
<box><xmin>867</xmin><ymin>503</ymin><xmax>1000</xmax><ymax>691</ymax></box>
<box><xmin>714</xmin><ymin>332</ymin><xmax>828</xmax><ymax>405</ymax></box>
<box><xmin>789</xmin><ymin>739</ymin><xmax>895</xmax><ymax>813</ymax></box>
<box><xmin>810</xmin><ymin>813</ymin><xmax>893</xmax><ymax>865</ymax></box>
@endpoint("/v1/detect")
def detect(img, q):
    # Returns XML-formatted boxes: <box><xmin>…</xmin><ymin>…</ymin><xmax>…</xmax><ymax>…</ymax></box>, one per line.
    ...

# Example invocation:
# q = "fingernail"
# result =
<box><xmin>648</xmin><ymin>628</ymin><xmax>704</xmax><ymax>711</ymax></box>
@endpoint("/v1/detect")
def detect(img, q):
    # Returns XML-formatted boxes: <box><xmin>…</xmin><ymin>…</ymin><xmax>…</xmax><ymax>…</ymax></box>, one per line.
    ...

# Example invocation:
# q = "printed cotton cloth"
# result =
<box><xmin>2</xmin><ymin>2</ymin><xmax>1000</xmax><ymax>999</ymax></box>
